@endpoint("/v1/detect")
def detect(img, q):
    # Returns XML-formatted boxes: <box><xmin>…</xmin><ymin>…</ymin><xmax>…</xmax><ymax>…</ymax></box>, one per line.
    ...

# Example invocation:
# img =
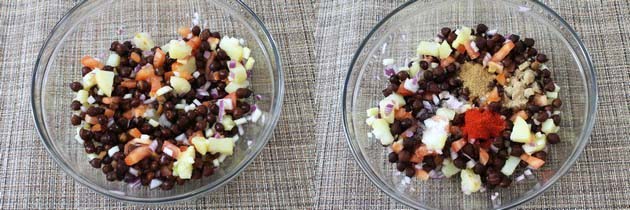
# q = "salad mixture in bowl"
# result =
<box><xmin>69</xmin><ymin>25</ymin><xmax>261</xmax><ymax>190</ymax></box>
<box><xmin>32</xmin><ymin>0</ymin><xmax>282</xmax><ymax>203</ymax></box>
<box><xmin>366</xmin><ymin>24</ymin><xmax>563</xmax><ymax>194</ymax></box>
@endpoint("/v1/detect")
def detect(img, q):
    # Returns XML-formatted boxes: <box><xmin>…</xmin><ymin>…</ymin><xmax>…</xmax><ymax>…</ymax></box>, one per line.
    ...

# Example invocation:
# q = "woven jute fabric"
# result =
<box><xmin>313</xmin><ymin>0</ymin><xmax>629</xmax><ymax>209</ymax></box>
<box><xmin>0</xmin><ymin>0</ymin><xmax>315</xmax><ymax>209</ymax></box>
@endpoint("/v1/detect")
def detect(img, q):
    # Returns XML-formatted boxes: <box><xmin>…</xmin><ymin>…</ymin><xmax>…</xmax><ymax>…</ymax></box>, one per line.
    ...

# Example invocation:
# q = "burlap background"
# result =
<box><xmin>1</xmin><ymin>0</ymin><xmax>629</xmax><ymax>209</ymax></box>
<box><xmin>0</xmin><ymin>0</ymin><xmax>315</xmax><ymax>209</ymax></box>
<box><xmin>314</xmin><ymin>0</ymin><xmax>629</xmax><ymax>209</ymax></box>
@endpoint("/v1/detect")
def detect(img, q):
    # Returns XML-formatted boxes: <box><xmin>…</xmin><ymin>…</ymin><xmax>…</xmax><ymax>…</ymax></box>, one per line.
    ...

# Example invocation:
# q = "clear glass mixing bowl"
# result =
<box><xmin>342</xmin><ymin>0</ymin><xmax>597</xmax><ymax>209</ymax></box>
<box><xmin>31</xmin><ymin>0</ymin><xmax>283</xmax><ymax>203</ymax></box>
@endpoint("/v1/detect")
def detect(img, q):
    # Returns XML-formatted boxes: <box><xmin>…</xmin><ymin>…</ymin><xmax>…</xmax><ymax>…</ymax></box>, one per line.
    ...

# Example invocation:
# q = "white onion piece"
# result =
<box><xmin>158</xmin><ymin>114</ymin><xmax>172</xmax><ymax>128</ymax></box>
<box><xmin>149</xmin><ymin>179</ymin><xmax>163</xmax><ymax>189</ymax></box>
<box><xmin>175</xmin><ymin>133</ymin><xmax>187</xmax><ymax>142</ymax></box>
<box><xmin>107</xmin><ymin>146</ymin><xmax>120</xmax><ymax>157</ymax></box>
<box><xmin>129</xmin><ymin>167</ymin><xmax>139</xmax><ymax>176</ymax></box>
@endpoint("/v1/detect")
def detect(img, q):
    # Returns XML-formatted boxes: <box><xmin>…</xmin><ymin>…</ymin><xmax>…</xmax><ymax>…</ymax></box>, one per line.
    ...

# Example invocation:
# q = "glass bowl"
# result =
<box><xmin>342</xmin><ymin>0</ymin><xmax>597</xmax><ymax>209</ymax></box>
<box><xmin>31</xmin><ymin>0</ymin><xmax>283</xmax><ymax>203</ymax></box>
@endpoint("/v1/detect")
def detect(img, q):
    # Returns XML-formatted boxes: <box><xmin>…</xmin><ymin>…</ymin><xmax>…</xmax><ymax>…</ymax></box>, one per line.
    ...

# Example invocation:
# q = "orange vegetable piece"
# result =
<box><xmin>520</xmin><ymin>153</ymin><xmax>545</xmax><ymax>169</ymax></box>
<box><xmin>226</xmin><ymin>93</ymin><xmax>238</xmax><ymax>108</ymax></box>
<box><xmin>510</xmin><ymin>110</ymin><xmax>529</xmax><ymax>121</ymax></box>
<box><xmin>479</xmin><ymin>148</ymin><xmax>490</xmax><ymax>165</ymax></box>
<box><xmin>463</xmin><ymin>40</ymin><xmax>480</xmax><ymax>59</ymax></box>
<box><xmin>133</xmin><ymin>105</ymin><xmax>146</xmax><ymax>118</ymax></box>
<box><xmin>164</xmin><ymin>71</ymin><xmax>175</xmax><ymax>81</ymax></box>
<box><xmin>391</xmin><ymin>141</ymin><xmax>403</xmax><ymax>153</ymax></box>
<box><xmin>130</xmin><ymin>52</ymin><xmax>141</xmax><ymax>63</ymax></box>
<box><xmin>490</xmin><ymin>41</ymin><xmax>515</xmax><ymax>62</ymax></box>
<box><xmin>394</xmin><ymin>108</ymin><xmax>413</xmax><ymax>120</ymax></box>
<box><xmin>415</xmin><ymin>169</ymin><xmax>430</xmax><ymax>181</ymax></box>
<box><xmin>84</xmin><ymin>115</ymin><xmax>98</xmax><ymax>124</ymax></box>
<box><xmin>496</xmin><ymin>72</ymin><xmax>507</xmax><ymax>86</ymax></box>
<box><xmin>440</xmin><ymin>56</ymin><xmax>456</xmax><ymax>68</ymax></box>
<box><xmin>81</xmin><ymin>55</ymin><xmax>104</xmax><ymax>69</ymax></box>
<box><xmin>153</xmin><ymin>48</ymin><xmax>166</xmax><ymax>68</ymax></box>
<box><xmin>187</xmin><ymin>36</ymin><xmax>202</xmax><ymax>50</ymax></box>
<box><xmin>410</xmin><ymin>154</ymin><xmax>423</xmax><ymax>163</ymax></box>
<box><xmin>177</xmin><ymin>27</ymin><xmax>191</xmax><ymax>37</ymax></box>
<box><xmin>91</xmin><ymin>124</ymin><xmax>102</xmax><ymax>132</ymax></box>
<box><xmin>162</xmin><ymin>141</ymin><xmax>182</xmax><ymax>159</ymax></box>
<box><xmin>451</xmin><ymin>138</ymin><xmax>467</xmax><ymax>152</ymax></box>
<box><xmin>486</xmin><ymin>87</ymin><xmax>501</xmax><ymax>103</ymax></box>
<box><xmin>149</xmin><ymin>76</ymin><xmax>162</xmax><ymax>95</ymax></box>
<box><xmin>128</xmin><ymin>128</ymin><xmax>142</xmax><ymax>138</ymax></box>
<box><xmin>396</xmin><ymin>85</ymin><xmax>414</xmax><ymax>96</ymax></box>
<box><xmin>456</xmin><ymin>45</ymin><xmax>466</xmax><ymax>53</ymax></box>
<box><xmin>135</xmin><ymin>65</ymin><xmax>155</xmax><ymax>81</ymax></box>
<box><xmin>104</xmin><ymin>109</ymin><xmax>115</xmax><ymax>118</ymax></box>
<box><xmin>414</xmin><ymin>145</ymin><xmax>434</xmax><ymax>158</ymax></box>
<box><xmin>124</xmin><ymin>146</ymin><xmax>153</xmax><ymax>166</ymax></box>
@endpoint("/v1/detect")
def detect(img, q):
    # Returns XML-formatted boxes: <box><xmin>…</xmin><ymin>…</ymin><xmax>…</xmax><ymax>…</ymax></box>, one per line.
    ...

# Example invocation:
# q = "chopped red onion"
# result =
<box><xmin>246</xmin><ymin>70</ymin><xmax>252</xmax><ymax>78</ymax></box>
<box><xmin>139</xmin><ymin>94</ymin><xmax>146</xmax><ymax>101</ymax></box>
<box><xmin>487</xmin><ymin>29</ymin><xmax>498</xmax><ymax>36</ymax></box>
<box><xmin>128</xmin><ymin>179</ymin><xmax>141</xmax><ymax>189</ymax></box>
<box><xmin>384</xmin><ymin>103</ymin><xmax>394</xmax><ymax>115</ymax></box>
<box><xmin>210</xmin><ymin>88</ymin><xmax>219</xmax><ymax>98</ymax></box>
<box><xmin>163</xmin><ymin>147</ymin><xmax>173</xmax><ymax>157</ymax></box>
<box><xmin>213</xmin><ymin>133</ymin><xmax>221</xmax><ymax>138</ymax></box>
<box><xmin>218</xmin><ymin>100</ymin><xmax>225</xmax><ymax>121</ymax></box>
<box><xmin>133</xmin><ymin>64</ymin><xmax>142</xmax><ymax>73</ymax></box>
<box><xmin>432</xmin><ymin>94</ymin><xmax>440</xmax><ymax>105</ymax></box>
<box><xmin>515</xmin><ymin>174</ymin><xmax>525</xmax><ymax>182</ymax></box>
<box><xmin>524</xmin><ymin>169</ymin><xmax>533</xmax><ymax>176</ymax></box>
<box><xmin>428</xmin><ymin>170</ymin><xmax>445</xmax><ymax>179</ymax></box>
<box><xmin>490</xmin><ymin>144</ymin><xmax>499</xmax><ymax>153</ymax></box>
<box><xmin>149</xmin><ymin>140</ymin><xmax>158</xmax><ymax>151</ymax></box>
<box><xmin>158</xmin><ymin>114</ymin><xmax>172</xmax><ymax>127</ymax></box>
<box><xmin>482</xmin><ymin>52</ymin><xmax>492</xmax><ymax>67</ymax></box>
<box><xmin>203</xmin><ymin>51</ymin><xmax>211</xmax><ymax>59</ymax></box>
<box><xmin>383</xmin><ymin>68</ymin><xmax>395</xmax><ymax>77</ymax></box>
<box><xmin>80</xmin><ymin>106</ymin><xmax>87</xmax><ymax>112</ymax></box>
<box><xmin>250</xmin><ymin>104</ymin><xmax>258</xmax><ymax>112</ymax></box>
<box><xmin>228</xmin><ymin>61</ymin><xmax>236</xmax><ymax>69</ymax></box>
<box><xmin>255</xmin><ymin>94</ymin><xmax>262</xmax><ymax>100</ymax></box>
<box><xmin>197</xmin><ymin>90</ymin><xmax>210</xmax><ymax>96</ymax></box>
<box><xmin>142</xmin><ymin>50</ymin><xmax>154</xmax><ymax>57</ymax></box>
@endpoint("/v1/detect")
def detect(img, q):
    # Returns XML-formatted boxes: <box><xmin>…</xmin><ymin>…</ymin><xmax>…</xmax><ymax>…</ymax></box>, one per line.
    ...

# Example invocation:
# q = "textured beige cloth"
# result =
<box><xmin>0</xmin><ymin>0</ymin><xmax>315</xmax><ymax>209</ymax></box>
<box><xmin>313</xmin><ymin>0</ymin><xmax>629</xmax><ymax>209</ymax></box>
<box><xmin>1</xmin><ymin>0</ymin><xmax>629</xmax><ymax>209</ymax></box>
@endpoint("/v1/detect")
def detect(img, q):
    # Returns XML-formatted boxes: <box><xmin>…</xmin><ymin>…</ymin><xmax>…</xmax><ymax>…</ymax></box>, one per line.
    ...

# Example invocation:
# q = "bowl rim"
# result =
<box><xmin>341</xmin><ymin>0</ymin><xmax>598</xmax><ymax>209</ymax></box>
<box><xmin>30</xmin><ymin>0</ymin><xmax>284</xmax><ymax>204</ymax></box>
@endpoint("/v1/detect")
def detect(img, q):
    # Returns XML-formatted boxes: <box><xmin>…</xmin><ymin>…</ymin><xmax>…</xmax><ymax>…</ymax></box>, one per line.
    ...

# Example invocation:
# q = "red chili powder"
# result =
<box><xmin>462</xmin><ymin>108</ymin><xmax>505</xmax><ymax>141</ymax></box>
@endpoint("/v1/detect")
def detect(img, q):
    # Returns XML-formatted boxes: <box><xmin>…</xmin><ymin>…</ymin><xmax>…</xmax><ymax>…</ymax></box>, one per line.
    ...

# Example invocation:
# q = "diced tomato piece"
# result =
<box><xmin>396</xmin><ymin>85</ymin><xmax>414</xmax><ymax>96</ymax></box>
<box><xmin>162</xmin><ymin>141</ymin><xmax>182</xmax><ymax>159</ymax></box>
<box><xmin>164</xmin><ymin>71</ymin><xmax>174</xmax><ymax>81</ymax></box>
<box><xmin>91</xmin><ymin>124</ymin><xmax>102</xmax><ymax>132</ymax></box>
<box><xmin>496</xmin><ymin>72</ymin><xmax>507</xmax><ymax>86</ymax></box>
<box><xmin>486</xmin><ymin>87</ymin><xmax>501</xmax><ymax>103</ymax></box>
<box><xmin>187</xmin><ymin>36</ymin><xmax>202</xmax><ymax>50</ymax></box>
<box><xmin>520</xmin><ymin>154</ymin><xmax>545</xmax><ymax>169</ymax></box>
<box><xmin>451</xmin><ymin>138</ymin><xmax>467</xmax><ymax>152</ymax></box>
<box><xmin>463</xmin><ymin>40</ymin><xmax>480</xmax><ymax>59</ymax></box>
<box><xmin>490</xmin><ymin>41</ymin><xmax>515</xmax><ymax>62</ymax></box>
<box><xmin>440</xmin><ymin>56</ymin><xmax>455</xmax><ymax>68</ymax></box>
<box><xmin>104</xmin><ymin>109</ymin><xmax>115</xmax><ymax>118</ymax></box>
<box><xmin>479</xmin><ymin>148</ymin><xmax>490</xmax><ymax>165</ymax></box>
<box><xmin>391</xmin><ymin>141</ymin><xmax>403</xmax><ymax>153</ymax></box>
<box><xmin>135</xmin><ymin>65</ymin><xmax>155</xmax><ymax>81</ymax></box>
<box><xmin>124</xmin><ymin>146</ymin><xmax>153</xmax><ymax>166</ymax></box>
<box><xmin>81</xmin><ymin>55</ymin><xmax>104</xmax><ymax>69</ymax></box>
<box><xmin>128</xmin><ymin>128</ymin><xmax>142</xmax><ymax>138</ymax></box>
<box><xmin>149</xmin><ymin>76</ymin><xmax>162</xmax><ymax>95</ymax></box>
<box><xmin>153</xmin><ymin>48</ymin><xmax>166</xmax><ymax>68</ymax></box>
<box><xmin>130</xmin><ymin>52</ymin><xmax>141</xmax><ymax>63</ymax></box>
<box><xmin>394</xmin><ymin>108</ymin><xmax>413</xmax><ymax>120</ymax></box>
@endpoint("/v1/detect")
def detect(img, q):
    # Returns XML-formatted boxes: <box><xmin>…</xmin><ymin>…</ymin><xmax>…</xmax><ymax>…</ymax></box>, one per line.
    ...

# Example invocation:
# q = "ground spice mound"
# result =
<box><xmin>462</xmin><ymin>108</ymin><xmax>505</xmax><ymax>140</ymax></box>
<box><xmin>458</xmin><ymin>62</ymin><xmax>494</xmax><ymax>99</ymax></box>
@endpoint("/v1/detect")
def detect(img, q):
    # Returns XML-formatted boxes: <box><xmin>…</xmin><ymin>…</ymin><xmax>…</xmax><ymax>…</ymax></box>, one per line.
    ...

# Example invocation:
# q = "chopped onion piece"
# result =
<box><xmin>87</xmin><ymin>96</ymin><xmax>96</xmax><ymax>104</ymax></box>
<box><xmin>251</xmin><ymin>108</ymin><xmax>262</xmax><ymax>122</ymax></box>
<box><xmin>129</xmin><ymin>167</ymin><xmax>139</xmax><ymax>176</ymax></box>
<box><xmin>107</xmin><ymin>146</ymin><xmax>120</xmax><ymax>157</ymax></box>
<box><xmin>192</xmin><ymin>71</ymin><xmax>200</xmax><ymax>79</ymax></box>
<box><xmin>193</xmin><ymin>99</ymin><xmax>202</xmax><ymax>106</ymax></box>
<box><xmin>123</xmin><ymin>93</ymin><xmax>132</xmax><ymax>99</ymax></box>
<box><xmin>140</xmin><ymin>134</ymin><xmax>150</xmax><ymax>141</ymax></box>
<box><xmin>149</xmin><ymin>140</ymin><xmax>158</xmax><ymax>152</ymax></box>
<box><xmin>175</xmin><ymin>133</ymin><xmax>187</xmax><ymax>142</ymax></box>
<box><xmin>163</xmin><ymin>147</ymin><xmax>174</xmax><ymax>157</ymax></box>
<box><xmin>175</xmin><ymin>104</ymin><xmax>186</xmax><ymax>109</ymax></box>
<box><xmin>148</xmin><ymin>119</ymin><xmax>159</xmax><ymax>127</ymax></box>
<box><xmin>234</xmin><ymin>118</ymin><xmax>247</xmax><ymax>125</ymax></box>
<box><xmin>149</xmin><ymin>179</ymin><xmax>163</xmax><ymax>189</ymax></box>
<box><xmin>156</xmin><ymin>86</ymin><xmax>173</xmax><ymax>96</ymax></box>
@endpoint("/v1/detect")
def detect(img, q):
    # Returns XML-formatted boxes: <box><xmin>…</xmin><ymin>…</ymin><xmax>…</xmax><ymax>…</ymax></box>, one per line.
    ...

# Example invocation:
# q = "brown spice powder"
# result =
<box><xmin>458</xmin><ymin>62</ymin><xmax>495</xmax><ymax>99</ymax></box>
